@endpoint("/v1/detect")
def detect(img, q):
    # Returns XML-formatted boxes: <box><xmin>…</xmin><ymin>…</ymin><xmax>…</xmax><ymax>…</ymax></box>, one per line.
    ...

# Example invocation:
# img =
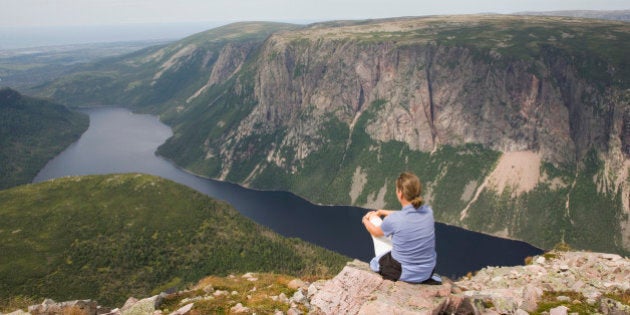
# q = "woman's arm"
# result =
<box><xmin>376</xmin><ymin>209</ymin><xmax>395</xmax><ymax>217</ymax></box>
<box><xmin>362</xmin><ymin>211</ymin><xmax>384</xmax><ymax>237</ymax></box>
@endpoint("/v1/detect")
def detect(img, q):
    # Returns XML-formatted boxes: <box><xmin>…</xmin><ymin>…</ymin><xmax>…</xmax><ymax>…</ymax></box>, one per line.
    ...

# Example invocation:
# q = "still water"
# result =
<box><xmin>34</xmin><ymin>107</ymin><xmax>543</xmax><ymax>278</ymax></box>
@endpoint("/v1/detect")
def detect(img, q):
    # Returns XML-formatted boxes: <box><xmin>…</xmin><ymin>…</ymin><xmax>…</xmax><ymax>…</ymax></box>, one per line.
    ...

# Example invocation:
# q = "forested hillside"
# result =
<box><xmin>0</xmin><ymin>174</ymin><xmax>349</xmax><ymax>306</ymax></box>
<box><xmin>0</xmin><ymin>88</ymin><xmax>88</xmax><ymax>189</ymax></box>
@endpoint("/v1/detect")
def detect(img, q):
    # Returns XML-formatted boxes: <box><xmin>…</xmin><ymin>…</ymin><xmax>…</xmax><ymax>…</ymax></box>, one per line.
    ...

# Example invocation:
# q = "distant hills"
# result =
<box><xmin>515</xmin><ymin>9</ymin><xmax>630</xmax><ymax>21</ymax></box>
<box><xmin>0</xmin><ymin>174</ymin><xmax>349</xmax><ymax>306</ymax></box>
<box><xmin>0</xmin><ymin>88</ymin><xmax>88</xmax><ymax>189</ymax></box>
<box><xmin>31</xmin><ymin>15</ymin><xmax>630</xmax><ymax>257</ymax></box>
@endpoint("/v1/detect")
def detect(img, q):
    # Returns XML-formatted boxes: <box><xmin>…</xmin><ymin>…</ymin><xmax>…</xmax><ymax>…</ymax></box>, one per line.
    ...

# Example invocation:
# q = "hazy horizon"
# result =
<box><xmin>1</xmin><ymin>3</ymin><xmax>628</xmax><ymax>50</ymax></box>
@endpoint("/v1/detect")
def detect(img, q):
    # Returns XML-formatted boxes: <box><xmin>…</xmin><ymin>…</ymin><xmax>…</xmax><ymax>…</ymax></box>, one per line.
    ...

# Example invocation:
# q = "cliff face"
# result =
<box><xmin>202</xmin><ymin>16</ymin><xmax>630</xmax><ymax>255</ymax></box>
<box><xmin>240</xmin><ymin>17</ymin><xmax>627</xmax><ymax>166</ymax></box>
<box><xmin>36</xmin><ymin>16</ymin><xmax>630</xmax><ymax>255</ymax></box>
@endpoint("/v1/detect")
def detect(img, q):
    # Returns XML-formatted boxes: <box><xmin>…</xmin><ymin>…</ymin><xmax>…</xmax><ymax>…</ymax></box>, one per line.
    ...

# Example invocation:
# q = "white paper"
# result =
<box><xmin>370</xmin><ymin>216</ymin><xmax>393</xmax><ymax>257</ymax></box>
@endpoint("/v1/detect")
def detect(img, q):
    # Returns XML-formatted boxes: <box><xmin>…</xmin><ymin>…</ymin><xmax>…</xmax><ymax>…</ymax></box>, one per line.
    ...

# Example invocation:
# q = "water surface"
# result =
<box><xmin>35</xmin><ymin>107</ymin><xmax>543</xmax><ymax>278</ymax></box>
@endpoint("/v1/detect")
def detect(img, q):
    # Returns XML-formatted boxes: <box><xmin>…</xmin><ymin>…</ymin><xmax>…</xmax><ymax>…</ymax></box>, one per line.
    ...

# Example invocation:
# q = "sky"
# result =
<box><xmin>3</xmin><ymin>0</ymin><xmax>629</xmax><ymax>27</ymax></box>
<box><xmin>1</xmin><ymin>0</ymin><xmax>628</xmax><ymax>49</ymax></box>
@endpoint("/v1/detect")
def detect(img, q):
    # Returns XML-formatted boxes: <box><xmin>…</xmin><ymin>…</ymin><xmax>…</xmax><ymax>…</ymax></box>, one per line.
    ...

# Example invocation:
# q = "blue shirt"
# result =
<box><xmin>370</xmin><ymin>204</ymin><xmax>437</xmax><ymax>283</ymax></box>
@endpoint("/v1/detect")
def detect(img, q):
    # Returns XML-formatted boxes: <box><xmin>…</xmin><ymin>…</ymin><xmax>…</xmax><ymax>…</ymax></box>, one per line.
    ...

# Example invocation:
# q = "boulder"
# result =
<box><xmin>230</xmin><ymin>303</ymin><xmax>250</xmax><ymax>314</ymax></box>
<box><xmin>121</xmin><ymin>295</ymin><xmax>163</xmax><ymax>315</ymax></box>
<box><xmin>28</xmin><ymin>299</ymin><xmax>98</xmax><ymax>315</ymax></box>
<box><xmin>309</xmin><ymin>260</ymin><xmax>465</xmax><ymax>314</ymax></box>
<box><xmin>169</xmin><ymin>303</ymin><xmax>195</xmax><ymax>315</ymax></box>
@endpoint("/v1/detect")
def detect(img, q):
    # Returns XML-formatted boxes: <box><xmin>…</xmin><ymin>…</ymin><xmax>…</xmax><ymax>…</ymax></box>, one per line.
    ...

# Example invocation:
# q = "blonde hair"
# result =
<box><xmin>396</xmin><ymin>172</ymin><xmax>423</xmax><ymax>208</ymax></box>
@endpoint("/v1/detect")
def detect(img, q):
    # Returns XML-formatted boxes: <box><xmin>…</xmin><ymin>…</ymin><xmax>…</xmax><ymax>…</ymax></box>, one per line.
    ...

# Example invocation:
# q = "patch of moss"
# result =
<box><xmin>533</xmin><ymin>291</ymin><xmax>599</xmax><ymax>315</ymax></box>
<box><xmin>605</xmin><ymin>289</ymin><xmax>630</xmax><ymax>305</ymax></box>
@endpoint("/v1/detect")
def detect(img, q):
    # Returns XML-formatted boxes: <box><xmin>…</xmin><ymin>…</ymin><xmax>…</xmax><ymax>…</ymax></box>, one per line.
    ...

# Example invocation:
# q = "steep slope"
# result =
<box><xmin>0</xmin><ymin>88</ymin><xmax>88</xmax><ymax>189</ymax></box>
<box><xmin>36</xmin><ymin>22</ymin><xmax>301</xmax><ymax>112</ymax></box>
<box><xmin>0</xmin><ymin>174</ymin><xmax>349</xmax><ymax>306</ymax></box>
<box><xmin>35</xmin><ymin>16</ymin><xmax>630</xmax><ymax>256</ymax></box>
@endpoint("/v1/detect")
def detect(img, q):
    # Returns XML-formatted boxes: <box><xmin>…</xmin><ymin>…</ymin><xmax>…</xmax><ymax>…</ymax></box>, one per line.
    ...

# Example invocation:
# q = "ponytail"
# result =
<box><xmin>410</xmin><ymin>196</ymin><xmax>423</xmax><ymax>208</ymax></box>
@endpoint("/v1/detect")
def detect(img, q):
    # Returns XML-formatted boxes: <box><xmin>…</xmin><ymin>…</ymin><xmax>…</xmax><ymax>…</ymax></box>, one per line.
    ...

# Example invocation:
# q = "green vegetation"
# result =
<box><xmin>160</xmin><ymin>273</ymin><xmax>305</xmax><ymax>314</ymax></box>
<box><xmin>462</xmin><ymin>150</ymin><xmax>629</xmax><ymax>255</ymax></box>
<box><xmin>564</xmin><ymin>150</ymin><xmax>624</xmax><ymax>253</ymax></box>
<box><xmin>0</xmin><ymin>174</ymin><xmax>349</xmax><ymax>306</ymax></box>
<box><xmin>225</xmin><ymin>100</ymin><xmax>501</xmax><ymax>224</ymax></box>
<box><xmin>432</xmin><ymin>17</ymin><xmax>629</xmax><ymax>81</ymax></box>
<box><xmin>27</xmin><ymin>16</ymin><xmax>630</xmax><ymax>257</ymax></box>
<box><xmin>533</xmin><ymin>291</ymin><xmax>600</xmax><ymax>315</ymax></box>
<box><xmin>34</xmin><ymin>22</ymin><xmax>300</xmax><ymax>111</ymax></box>
<box><xmin>0</xmin><ymin>88</ymin><xmax>88</xmax><ymax>189</ymax></box>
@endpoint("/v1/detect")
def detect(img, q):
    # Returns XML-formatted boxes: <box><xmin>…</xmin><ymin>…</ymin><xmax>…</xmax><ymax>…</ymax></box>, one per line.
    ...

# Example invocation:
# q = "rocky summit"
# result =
<box><xmin>309</xmin><ymin>251</ymin><xmax>629</xmax><ymax>314</ymax></box>
<box><xmin>4</xmin><ymin>250</ymin><xmax>628</xmax><ymax>314</ymax></box>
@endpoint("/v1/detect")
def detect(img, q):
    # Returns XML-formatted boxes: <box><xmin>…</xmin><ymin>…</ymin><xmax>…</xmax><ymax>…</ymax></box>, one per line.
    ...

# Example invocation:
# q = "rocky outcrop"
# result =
<box><xmin>309</xmin><ymin>260</ymin><xmax>457</xmax><ymax>314</ymax></box>
<box><xmin>456</xmin><ymin>251</ymin><xmax>630</xmax><ymax>314</ymax></box>
<box><xmin>4</xmin><ymin>251</ymin><xmax>628</xmax><ymax>314</ymax></box>
<box><xmin>309</xmin><ymin>251</ymin><xmax>629</xmax><ymax>314</ymax></box>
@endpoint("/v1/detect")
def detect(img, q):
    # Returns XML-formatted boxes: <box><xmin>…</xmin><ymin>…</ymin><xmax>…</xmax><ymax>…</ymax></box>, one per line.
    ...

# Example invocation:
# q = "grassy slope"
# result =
<box><xmin>0</xmin><ymin>174</ymin><xmax>349</xmax><ymax>306</ymax></box>
<box><xmin>0</xmin><ymin>88</ymin><xmax>88</xmax><ymax>189</ymax></box>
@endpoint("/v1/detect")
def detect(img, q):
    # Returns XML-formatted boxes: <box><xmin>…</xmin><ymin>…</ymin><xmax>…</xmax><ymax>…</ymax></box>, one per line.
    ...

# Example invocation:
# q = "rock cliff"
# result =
<box><xmin>169</xmin><ymin>16</ymin><xmax>630</xmax><ymax>256</ymax></box>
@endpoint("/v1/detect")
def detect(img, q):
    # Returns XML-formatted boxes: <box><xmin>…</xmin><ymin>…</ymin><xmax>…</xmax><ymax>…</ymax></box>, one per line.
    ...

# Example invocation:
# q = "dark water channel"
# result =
<box><xmin>34</xmin><ymin>107</ymin><xmax>543</xmax><ymax>278</ymax></box>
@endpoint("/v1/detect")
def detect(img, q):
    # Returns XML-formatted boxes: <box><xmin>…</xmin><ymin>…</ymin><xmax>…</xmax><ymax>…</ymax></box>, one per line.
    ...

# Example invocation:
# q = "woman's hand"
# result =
<box><xmin>362</xmin><ymin>211</ymin><xmax>376</xmax><ymax>224</ymax></box>
<box><xmin>362</xmin><ymin>210</ymin><xmax>384</xmax><ymax>237</ymax></box>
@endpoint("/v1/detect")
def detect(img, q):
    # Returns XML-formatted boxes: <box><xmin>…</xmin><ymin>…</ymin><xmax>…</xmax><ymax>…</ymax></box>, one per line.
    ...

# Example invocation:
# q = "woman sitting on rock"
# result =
<box><xmin>362</xmin><ymin>171</ymin><xmax>441</xmax><ymax>284</ymax></box>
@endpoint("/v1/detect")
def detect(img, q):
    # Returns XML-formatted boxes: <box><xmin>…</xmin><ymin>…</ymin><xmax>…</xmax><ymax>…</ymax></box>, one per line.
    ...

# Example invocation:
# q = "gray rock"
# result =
<box><xmin>5</xmin><ymin>310</ymin><xmax>30</xmax><ymax>315</ymax></box>
<box><xmin>550</xmin><ymin>305</ymin><xmax>569</xmax><ymax>315</ymax></box>
<box><xmin>121</xmin><ymin>297</ymin><xmax>138</xmax><ymax>311</ymax></box>
<box><xmin>310</xmin><ymin>262</ymin><xmax>456</xmax><ymax>314</ymax></box>
<box><xmin>278</xmin><ymin>293</ymin><xmax>289</xmax><ymax>304</ymax></box>
<box><xmin>230</xmin><ymin>303</ymin><xmax>249</xmax><ymax>314</ymax></box>
<box><xmin>101</xmin><ymin>307</ymin><xmax>121</xmax><ymax>315</ymax></box>
<box><xmin>291</xmin><ymin>290</ymin><xmax>307</xmax><ymax>304</ymax></box>
<box><xmin>601</xmin><ymin>254</ymin><xmax>622</xmax><ymax>261</ymax></box>
<box><xmin>521</xmin><ymin>284</ymin><xmax>543</xmax><ymax>312</ymax></box>
<box><xmin>121</xmin><ymin>295</ymin><xmax>162</xmax><ymax>315</ymax></box>
<box><xmin>286</xmin><ymin>308</ymin><xmax>302</xmax><ymax>315</ymax></box>
<box><xmin>600</xmin><ymin>297</ymin><xmax>630</xmax><ymax>315</ymax></box>
<box><xmin>29</xmin><ymin>299</ymin><xmax>98</xmax><ymax>315</ymax></box>
<box><xmin>170</xmin><ymin>303</ymin><xmax>195</xmax><ymax>315</ymax></box>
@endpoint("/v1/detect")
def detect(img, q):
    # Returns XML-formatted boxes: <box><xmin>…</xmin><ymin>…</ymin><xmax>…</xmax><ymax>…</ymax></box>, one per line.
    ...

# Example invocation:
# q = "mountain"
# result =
<box><xmin>33</xmin><ymin>16</ymin><xmax>630</xmax><ymax>256</ymax></box>
<box><xmin>0</xmin><ymin>88</ymin><xmax>88</xmax><ymax>189</ymax></box>
<box><xmin>515</xmin><ymin>10</ymin><xmax>630</xmax><ymax>21</ymax></box>
<box><xmin>0</xmin><ymin>174</ymin><xmax>349</xmax><ymax>306</ymax></box>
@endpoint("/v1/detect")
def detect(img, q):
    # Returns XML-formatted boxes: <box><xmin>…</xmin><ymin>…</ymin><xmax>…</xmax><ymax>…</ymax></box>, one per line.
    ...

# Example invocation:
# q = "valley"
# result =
<box><xmin>1</xmin><ymin>11</ymin><xmax>629</xmax><ymax>314</ymax></box>
<box><xmin>29</xmin><ymin>15</ymin><xmax>630</xmax><ymax>256</ymax></box>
